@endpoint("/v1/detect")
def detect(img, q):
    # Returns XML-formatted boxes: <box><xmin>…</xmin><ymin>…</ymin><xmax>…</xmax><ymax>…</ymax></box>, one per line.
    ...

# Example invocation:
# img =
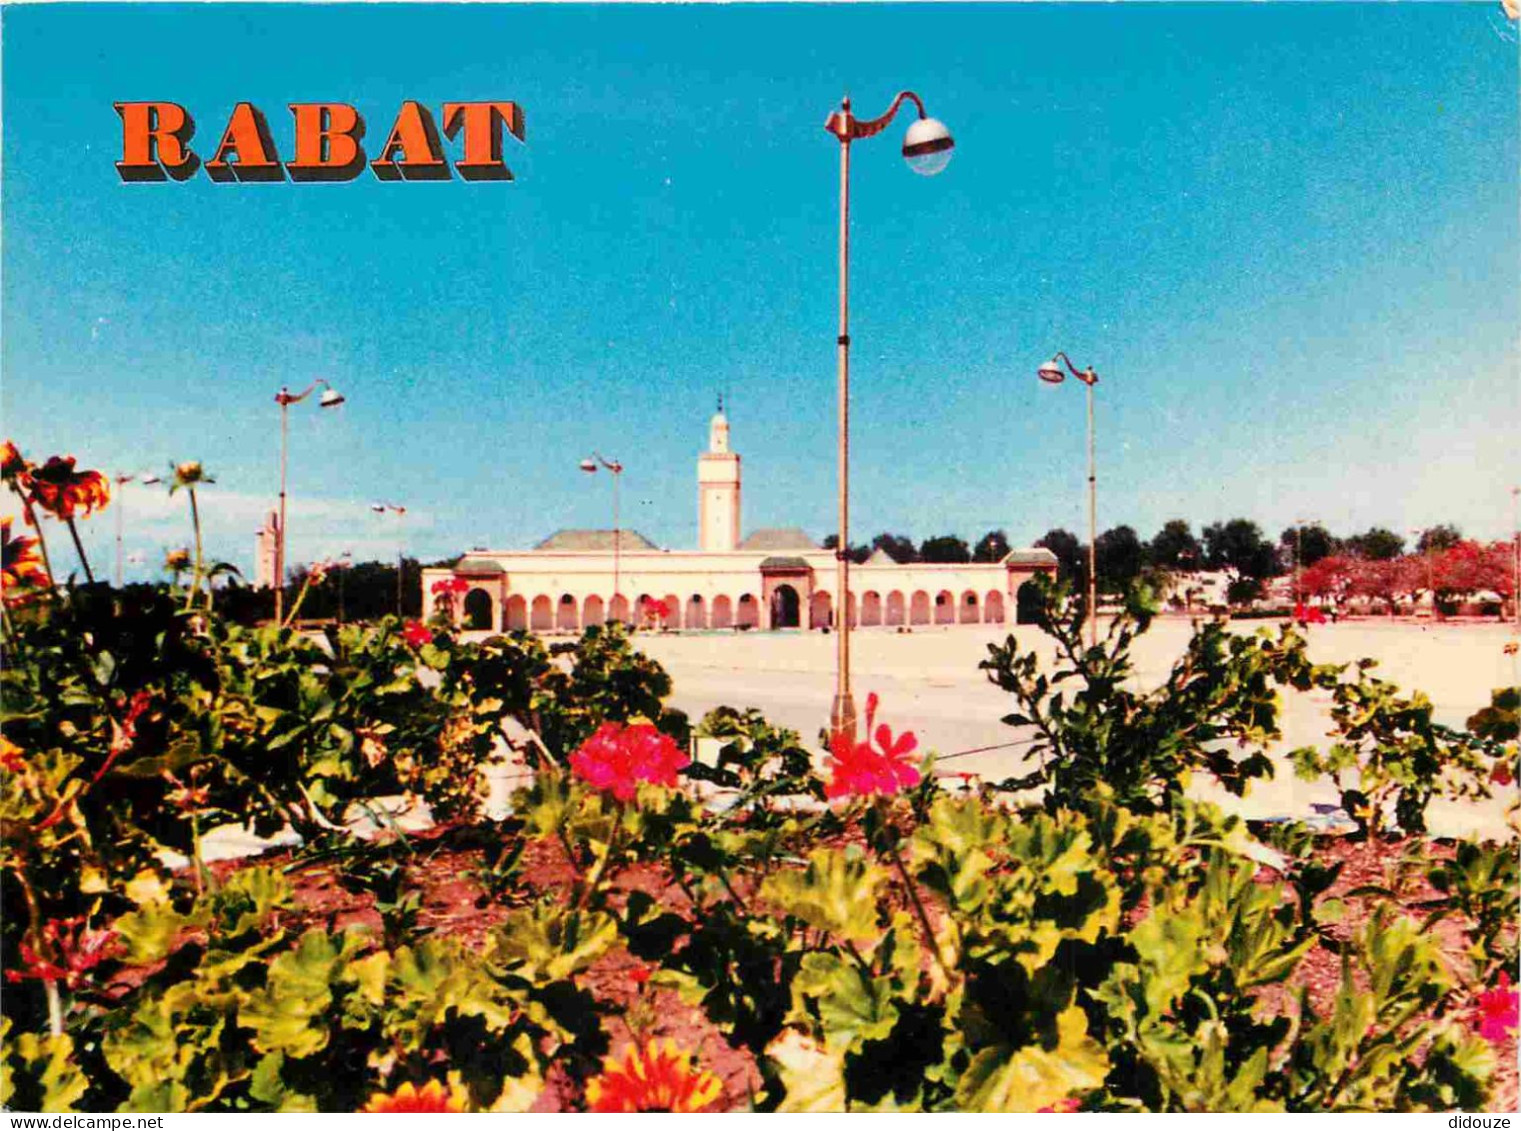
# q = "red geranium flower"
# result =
<box><xmin>27</xmin><ymin>456</ymin><xmax>110</xmax><ymax>522</ymax></box>
<box><xmin>570</xmin><ymin>722</ymin><xmax>690</xmax><ymax>801</ymax></box>
<box><xmin>585</xmin><ymin>1040</ymin><xmax>722</xmax><ymax>1113</ymax></box>
<box><xmin>5</xmin><ymin>916</ymin><xmax>121</xmax><ymax>990</ymax></box>
<box><xmin>1475</xmin><ymin>971</ymin><xmax>1520</xmax><ymax>1046</ymax></box>
<box><xmin>824</xmin><ymin>692</ymin><xmax>921</xmax><ymax>801</ymax></box>
<box><xmin>402</xmin><ymin>621</ymin><xmax>432</xmax><ymax>648</ymax></box>
<box><xmin>360</xmin><ymin>1080</ymin><xmax>466</xmax><ymax>1113</ymax></box>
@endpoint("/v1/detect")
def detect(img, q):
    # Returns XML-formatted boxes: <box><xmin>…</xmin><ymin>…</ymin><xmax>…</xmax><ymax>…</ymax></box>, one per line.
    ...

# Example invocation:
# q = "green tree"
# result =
<box><xmin>869</xmin><ymin>532</ymin><xmax>919</xmax><ymax>564</ymax></box>
<box><xmin>1280</xmin><ymin>524</ymin><xmax>1338</xmax><ymax>568</ymax></box>
<box><xmin>1095</xmin><ymin>525</ymin><xmax>1145</xmax><ymax>592</ymax></box>
<box><xmin>971</xmin><ymin>529</ymin><xmax>1010</xmax><ymax>563</ymax></box>
<box><xmin>919</xmin><ymin>535</ymin><xmax>971</xmax><ymax>564</ymax></box>
<box><xmin>1203</xmin><ymin>519</ymin><xmax>1278</xmax><ymax>581</ymax></box>
<box><xmin>1417</xmin><ymin>524</ymin><xmax>1463</xmax><ymax>553</ymax></box>
<box><xmin>1345</xmin><ymin>527</ymin><xmax>1405</xmax><ymax>561</ymax></box>
<box><xmin>1147</xmin><ymin>519</ymin><xmax>1202</xmax><ymax>571</ymax></box>
<box><xmin>821</xmin><ymin>534</ymin><xmax>870</xmax><ymax>564</ymax></box>
<box><xmin>1035</xmin><ymin>528</ymin><xmax>1085</xmax><ymax>586</ymax></box>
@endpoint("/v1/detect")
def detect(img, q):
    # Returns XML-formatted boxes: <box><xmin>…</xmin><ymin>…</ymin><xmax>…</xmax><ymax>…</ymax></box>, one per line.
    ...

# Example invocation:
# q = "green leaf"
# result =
<box><xmin>792</xmin><ymin>952</ymin><xmax>900</xmax><ymax>1054</ymax></box>
<box><xmin>769</xmin><ymin>1029</ymin><xmax>848</xmax><ymax>1113</ymax></box>
<box><xmin>954</xmin><ymin>1006</ymin><xmax>1107</xmax><ymax>1112</ymax></box>
<box><xmin>760</xmin><ymin>847</ymin><xmax>885</xmax><ymax>943</ymax></box>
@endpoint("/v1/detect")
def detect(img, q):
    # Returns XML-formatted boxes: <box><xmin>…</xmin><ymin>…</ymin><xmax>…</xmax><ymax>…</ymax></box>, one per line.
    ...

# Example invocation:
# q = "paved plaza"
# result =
<box><xmin>635</xmin><ymin>616</ymin><xmax>1521</xmax><ymax>838</ymax></box>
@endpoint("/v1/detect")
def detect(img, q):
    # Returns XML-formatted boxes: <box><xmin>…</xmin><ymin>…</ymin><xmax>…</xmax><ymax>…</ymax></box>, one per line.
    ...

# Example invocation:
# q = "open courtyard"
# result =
<box><xmin>630</xmin><ymin>616</ymin><xmax>1521</xmax><ymax>836</ymax></box>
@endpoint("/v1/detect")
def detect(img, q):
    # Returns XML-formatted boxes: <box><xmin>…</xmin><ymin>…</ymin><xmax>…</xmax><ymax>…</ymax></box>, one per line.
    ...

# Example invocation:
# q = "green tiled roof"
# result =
<box><xmin>533</xmin><ymin>529</ymin><xmax>660</xmax><ymax>552</ymax></box>
<box><xmin>739</xmin><ymin>527</ymin><xmax>818</xmax><ymax>551</ymax></box>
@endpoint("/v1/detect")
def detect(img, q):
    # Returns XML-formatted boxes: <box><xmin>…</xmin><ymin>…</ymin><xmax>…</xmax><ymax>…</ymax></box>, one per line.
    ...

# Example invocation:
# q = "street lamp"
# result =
<box><xmin>824</xmin><ymin>90</ymin><xmax>954</xmax><ymax>741</ymax></box>
<box><xmin>113</xmin><ymin>471</ymin><xmax>161</xmax><ymax>588</ymax></box>
<box><xmin>370</xmin><ymin>502</ymin><xmax>407</xmax><ymax>618</ymax></box>
<box><xmin>273</xmin><ymin>380</ymin><xmax>345</xmax><ymax>623</ymax></box>
<box><xmin>578</xmin><ymin>453</ymin><xmax>624</xmax><ymax>618</ymax></box>
<box><xmin>1038</xmin><ymin>352</ymin><xmax>1100</xmax><ymax>648</ymax></box>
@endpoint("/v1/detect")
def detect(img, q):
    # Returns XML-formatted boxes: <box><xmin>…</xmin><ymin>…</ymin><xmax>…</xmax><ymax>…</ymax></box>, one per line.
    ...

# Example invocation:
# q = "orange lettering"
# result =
<box><xmin>442</xmin><ymin>101</ymin><xmax>524</xmax><ymax>181</ymax></box>
<box><xmin>205</xmin><ymin>103</ymin><xmax>283</xmax><ymax>182</ymax></box>
<box><xmin>371</xmin><ymin>101</ymin><xmax>450</xmax><ymax>181</ymax></box>
<box><xmin>114</xmin><ymin>101</ymin><xmax>199</xmax><ymax>182</ymax></box>
<box><xmin>287</xmin><ymin>103</ymin><xmax>367</xmax><ymax>182</ymax></box>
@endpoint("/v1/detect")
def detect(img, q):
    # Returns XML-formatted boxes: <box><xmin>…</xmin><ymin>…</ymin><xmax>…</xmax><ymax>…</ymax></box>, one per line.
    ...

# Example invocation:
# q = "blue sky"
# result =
<box><xmin>3</xmin><ymin>3</ymin><xmax>1517</xmax><ymax>582</ymax></box>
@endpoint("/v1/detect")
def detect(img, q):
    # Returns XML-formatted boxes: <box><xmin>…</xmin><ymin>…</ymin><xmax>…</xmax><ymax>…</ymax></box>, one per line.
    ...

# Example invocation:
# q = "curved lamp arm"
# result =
<box><xmin>1042</xmin><ymin>351</ymin><xmax>1100</xmax><ymax>387</ymax></box>
<box><xmin>585</xmin><ymin>452</ymin><xmax>623</xmax><ymax>474</ymax></box>
<box><xmin>275</xmin><ymin>378</ymin><xmax>336</xmax><ymax>406</ymax></box>
<box><xmin>825</xmin><ymin>90</ymin><xmax>928</xmax><ymax>142</ymax></box>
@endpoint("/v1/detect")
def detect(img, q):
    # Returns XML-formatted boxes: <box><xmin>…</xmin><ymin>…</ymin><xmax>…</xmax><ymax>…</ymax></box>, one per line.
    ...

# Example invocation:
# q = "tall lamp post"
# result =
<box><xmin>1037</xmin><ymin>352</ymin><xmax>1100</xmax><ymax>649</ymax></box>
<box><xmin>273</xmin><ymin>380</ymin><xmax>346</xmax><ymax>623</ymax></box>
<box><xmin>370</xmin><ymin>502</ymin><xmax>407</xmax><ymax>618</ymax></box>
<box><xmin>578</xmin><ymin>453</ymin><xmax>624</xmax><ymax>618</ymax></box>
<box><xmin>113</xmin><ymin>471</ymin><xmax>161</xmax><ymax>588</ymax></box>
<box><xmin>824</xmin><ymin>91</ymin><xmax>954</xmax><ymax>741</ymax></box>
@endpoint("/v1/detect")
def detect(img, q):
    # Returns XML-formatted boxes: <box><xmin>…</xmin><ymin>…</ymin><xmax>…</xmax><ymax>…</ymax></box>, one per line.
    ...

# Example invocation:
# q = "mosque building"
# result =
<box><xmin>420</xmin><ymin>408</ymin><xmax>1057</xmax><ymax>633</ymax></box>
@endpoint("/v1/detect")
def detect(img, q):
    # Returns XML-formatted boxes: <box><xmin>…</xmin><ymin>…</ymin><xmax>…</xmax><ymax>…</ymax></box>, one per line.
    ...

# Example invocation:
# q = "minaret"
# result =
<box><xmin>697</xmin><ymin>396</ymin><xmax>741</xmax><ymax>551</ymax></box>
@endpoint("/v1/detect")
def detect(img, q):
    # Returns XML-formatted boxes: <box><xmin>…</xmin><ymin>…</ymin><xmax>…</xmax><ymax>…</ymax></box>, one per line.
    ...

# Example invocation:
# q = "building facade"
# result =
<box><xmin>422</xmin><ymin>410</ymin><xmax>1057</xmax><ymax>633</ymax></box>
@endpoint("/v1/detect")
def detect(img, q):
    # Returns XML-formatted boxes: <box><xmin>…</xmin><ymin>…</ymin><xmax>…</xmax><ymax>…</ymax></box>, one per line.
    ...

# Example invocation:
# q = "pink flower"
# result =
<box><xmin>1475</xmin><ymin>971</ymin><xmax>1519</xmax><ymax>1046</ymax></box>
<box><xmin>1038</xmin><ymin>1098</ymin><xmax>1081</xmax><ymax>1113</ymax></box>
<box><xmin>570</xmin><ymin>722</ymin><xmax>690</xmax><ymax>801</ymax></box>
<box><xmin>402</xmin><ymin>621</ymin><xmax>432</xmax><ymax>648</ymax></box>
<box><xmin>824</xmin><ymin>692</ymin><xmax>921</xmax><ymax>801</ymax></box>
<box><xmin>5</xmin><ymin>917</ymin><xmax>121</xmax><ymax>990</ymax></box>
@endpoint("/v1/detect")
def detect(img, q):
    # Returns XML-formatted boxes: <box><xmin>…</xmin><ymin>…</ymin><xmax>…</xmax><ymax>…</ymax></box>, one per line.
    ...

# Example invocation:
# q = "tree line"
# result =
<box><xmin>831</xmin><ymin>520</ymin><xmax>1515</xmax><ymax>611</ymax></box>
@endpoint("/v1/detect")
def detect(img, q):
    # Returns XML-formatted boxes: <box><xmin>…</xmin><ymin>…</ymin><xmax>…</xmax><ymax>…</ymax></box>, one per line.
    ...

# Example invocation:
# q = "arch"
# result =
<box><xmin>530</xmin><ymin>595</ymin><xmax>553</xmax><ymax>631</ymax></box>
<box><xmin>809</xmin><ymin>590</ymin><xmax>833</xmax><ymax>630</ymax></box>
<box><xmin>737</xmin><ymin>593</ymin><xmax>760</xmax><ymax>629</ymax></box>
<box><xmin>984</xmin><ymin>590</ymin><xmax>1005</xmax><ymax>624</ymax></box>
<box><xmin>583</xmin><ymin>595</ymin><xmax>606</xmax><ymax>627</ymax></box>
<box><xmin>609</xmin><ymin>594</ymin><xmax>630</xmax><ymax>624</ymax></box>
<box><xmin>959</xmin><ymin>590</ymin><xmax>980</xmax><ymax>624</ymax></box>
<box><xmin>556</xmin><ymin>593</ymin><xmax>579</xmax><ymax>632</ymax></box>
<box><xmin>770</xmin><ymin>585</ymin><xmax>800</xmax><ymax>629</ymax></box>
<box><xmin>935</xmin><ymin>590</ymin><xmax>956</xmax><ymax>625</ymax></box>
<box><xmin>463</xmin><ymin>588</ymin><xmax>494</xmax><ymax>631</ymax></box>
<box><xmin>861</xmin><ymin>591</ymin><xmax>883</xmax><ymax>626</ymax></box>
<box><xmin>505</xmin><ymin>594</ymin><xmax>528</xmax><ymax>631</ymax></box>
<box><xmin>662</xmin><ymin>594</ymin><xmax>682</xmax><ymax>630</ymax></box>
<box><xmin>910</xmin><ymin>590</ymin><xmax>931</xmax><ymax>625</ymax></box>
<box><xmin>1016</xmin><ymin>581</ymin><xmax>1043</xmax><ymax>625</ymax></box>
<box><xmin>711</xmin><ymin>595</ymin><xmax>734</xmax><ymax>628</ymax></box>
<box><xmin>886</xmin><ymin>590</ymin><xmax>906</xmax><ymax>626</ymax></box>
<box><xmin>686</xmin><ymin>594</ymin><xmax>707</xmax><ymax>630</ymax></box>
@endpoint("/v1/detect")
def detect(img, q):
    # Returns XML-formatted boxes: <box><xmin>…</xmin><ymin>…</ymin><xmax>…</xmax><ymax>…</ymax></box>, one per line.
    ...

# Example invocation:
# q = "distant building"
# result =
<box><xmin>422</xmin><ymin>409</ymin><xmax>1057</xmax><ymax>632</ymax></box>
<box><xmin>254</xmin><ymin>510</ymin><xmax>280</xmax><ymax>590</ymax></box>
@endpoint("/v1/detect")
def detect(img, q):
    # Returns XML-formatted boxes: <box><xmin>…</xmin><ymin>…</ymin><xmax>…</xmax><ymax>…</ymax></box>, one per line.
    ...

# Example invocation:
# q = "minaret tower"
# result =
<box><xmin>697</xmin><ymin>396</ymin><xmax>741</xmax><ymax>551</ymax></box>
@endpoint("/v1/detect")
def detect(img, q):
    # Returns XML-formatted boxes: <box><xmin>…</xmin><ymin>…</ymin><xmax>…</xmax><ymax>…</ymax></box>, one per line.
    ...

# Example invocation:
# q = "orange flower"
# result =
<box><xmin>1</xmin><ymin>440</ymin><xmax>32</xmax><ymax>486</ymax></box>
<box><xmin>27</xmin><ymin>456</ymin><xmax>110</xmax><ymax>521</ymax></box>
<box><xmin>360</xmin><ymin>1080</ymin><xmax>467</xmax><ymax>1113</ymax></box>
<box><xmin>585</xmin><ymin>1039</ymin><xmax>722</xmax><ymax>1113</ymax></box>
<box><xmin>164</xmin><ymin>548</ymin><xmax>192</xmax><ymax>573</ymax></box>
<box><xmin>2</xmin><ymin>516</ymin><xmax>49</xmax><ymax>598</ymax></box>
<box><xmin>0</xmin><ymin>735</ymin><xmax>24</xmax><ymax>774</ymax></box>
